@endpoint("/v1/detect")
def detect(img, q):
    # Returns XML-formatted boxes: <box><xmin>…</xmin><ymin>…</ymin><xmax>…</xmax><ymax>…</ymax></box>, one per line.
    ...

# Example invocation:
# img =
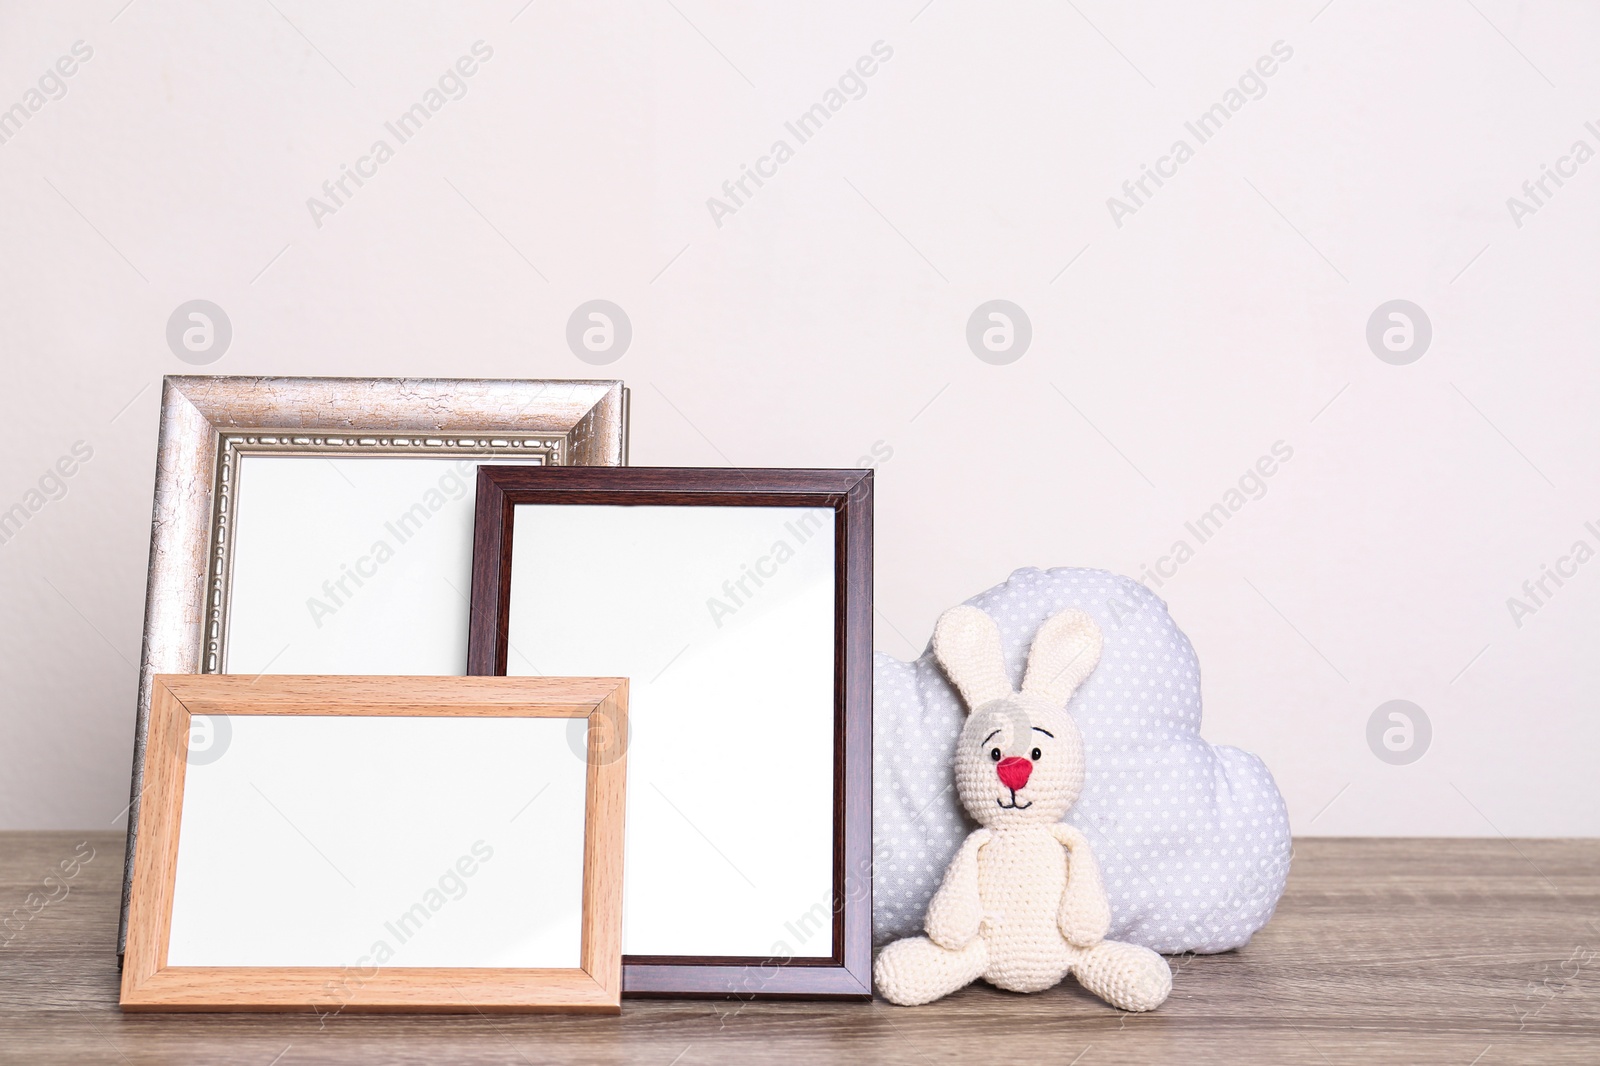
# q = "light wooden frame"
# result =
<box><xmin>120</xmin><ymin>375</ymin><xmax>628</xmax><ymax>957</ymax></box>
<box><xmin>121</xmin><ymin>674</ymin><xmax>628</xmax><ymax>1013</ymax></box>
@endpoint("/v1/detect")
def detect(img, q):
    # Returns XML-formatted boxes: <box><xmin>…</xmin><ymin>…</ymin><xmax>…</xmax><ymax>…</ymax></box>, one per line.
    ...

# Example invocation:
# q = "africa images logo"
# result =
<box><xmin>705</xmin><ymin>41</ymin><xmax>894</xmax><ymax>228</ymax></box>
<box><xmin>1106</xmin><ymin>40</ymin><xmax>1294</xmax><ymax>228</ymax></box>
<box><xmin>305</xmin><ymin>42</ymin><xmax>494</xmax><ymax>228</ymax></box>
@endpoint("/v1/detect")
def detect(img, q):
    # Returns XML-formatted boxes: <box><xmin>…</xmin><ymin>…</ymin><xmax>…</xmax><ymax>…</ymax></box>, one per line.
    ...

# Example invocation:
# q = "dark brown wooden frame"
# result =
<box><xmin>466</xmin><ymin>467</ymin><xmax>872</xmax><ymax>999</ymax></box>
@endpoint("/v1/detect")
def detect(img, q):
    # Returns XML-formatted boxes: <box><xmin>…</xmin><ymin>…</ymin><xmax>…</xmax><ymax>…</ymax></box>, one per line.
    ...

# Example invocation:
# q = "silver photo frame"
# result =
<box><xmin>119</xmin><ymin>375</ymin><xmax>628</xmax><ymax>957</ymax></box>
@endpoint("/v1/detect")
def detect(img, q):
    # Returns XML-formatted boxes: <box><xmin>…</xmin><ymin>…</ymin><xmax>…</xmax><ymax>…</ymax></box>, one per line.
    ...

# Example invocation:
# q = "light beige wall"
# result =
<box><xmin>2</xmin><ymin>1</ymin><xmax>1595</xmax><ymax>834</ymax></box>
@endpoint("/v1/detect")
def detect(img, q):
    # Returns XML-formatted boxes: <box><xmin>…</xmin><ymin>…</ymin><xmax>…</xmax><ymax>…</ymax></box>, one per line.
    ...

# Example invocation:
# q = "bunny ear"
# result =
<box><xmin>933</xmin><ymin>605</ymin><xmax>1015</xmax><ymax>712</ymax></box>
<box><xmin>1021</xmin><ymin>608</ymin><xmax>1103</xmax><ymax>707</ymax></box>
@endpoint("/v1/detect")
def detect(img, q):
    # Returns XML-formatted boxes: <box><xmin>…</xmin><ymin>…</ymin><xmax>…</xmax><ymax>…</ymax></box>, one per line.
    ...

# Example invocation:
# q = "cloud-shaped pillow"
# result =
<box><xmin>874</xmin><ymin>567</ymin><xmax>1290</xmax><ymax>953</ymax></box>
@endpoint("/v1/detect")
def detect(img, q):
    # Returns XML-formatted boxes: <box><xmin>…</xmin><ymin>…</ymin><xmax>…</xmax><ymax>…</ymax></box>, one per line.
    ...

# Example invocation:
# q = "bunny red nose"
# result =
<box><xmin>996</xmin><ymin>756</ymin><xmax>1032</xmax><ymax>791</ymax></box>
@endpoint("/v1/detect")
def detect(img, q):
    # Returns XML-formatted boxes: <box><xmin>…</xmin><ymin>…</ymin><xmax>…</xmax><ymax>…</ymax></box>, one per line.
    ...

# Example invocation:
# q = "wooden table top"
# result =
<box><xmin>2</xmin><ymin>832</ymin><xmax>1596</xmax><ymax>1064</ymax></box>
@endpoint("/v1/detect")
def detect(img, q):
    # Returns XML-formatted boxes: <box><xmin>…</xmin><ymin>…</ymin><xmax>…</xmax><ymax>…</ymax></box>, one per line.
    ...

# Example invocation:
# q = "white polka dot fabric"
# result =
<box><xmin>874</xmin><ymin>567</ymin><xmax>1291</xmax><ymax>954</ymax></box>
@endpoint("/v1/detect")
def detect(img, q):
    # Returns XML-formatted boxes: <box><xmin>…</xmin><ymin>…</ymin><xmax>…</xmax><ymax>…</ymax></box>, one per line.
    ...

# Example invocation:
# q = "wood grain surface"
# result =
<box><xmin>4</xmin><ymin>833</ymin><xmax>1597</xmax><ymax>1063</ymax></box>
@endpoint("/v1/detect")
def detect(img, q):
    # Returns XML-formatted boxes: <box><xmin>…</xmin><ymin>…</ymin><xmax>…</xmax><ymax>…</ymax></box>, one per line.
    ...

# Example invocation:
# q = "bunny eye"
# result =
<box><xmin>989</xmin><ymin>748</ymin><xmax>1002</xmax><ymax>762</ymax></box>
<box><xmin>1031</xmin><ymin>747</ymin><xmax>1042</xmax><ymax>761</ymax></box>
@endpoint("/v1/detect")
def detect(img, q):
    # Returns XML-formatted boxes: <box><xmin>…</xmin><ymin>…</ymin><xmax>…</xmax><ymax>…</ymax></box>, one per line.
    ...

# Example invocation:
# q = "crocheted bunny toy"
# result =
<box><xmin>874</xmin><ymin>605</ymin><xmax>1173</xmax><ymax>1009</ymax></box>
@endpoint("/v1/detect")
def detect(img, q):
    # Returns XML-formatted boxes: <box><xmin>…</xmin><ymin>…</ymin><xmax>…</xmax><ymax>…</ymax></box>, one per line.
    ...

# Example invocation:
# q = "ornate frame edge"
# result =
<box><xmin>119</xmin><ymin>376</ymin><xmax>627</xmax><ymax>959</ymax></box>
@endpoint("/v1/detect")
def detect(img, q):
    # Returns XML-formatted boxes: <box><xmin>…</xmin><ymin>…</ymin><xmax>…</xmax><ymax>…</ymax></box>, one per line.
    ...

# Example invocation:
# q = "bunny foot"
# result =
<box><xmin>1071</xmin><ymin>940</ymin><xmax>1172</xmax><ymax>1012</ymax></box>
<box><xmin>874</xmin><ymin>936</ymin><xmax>988</xmax><ymax>1006</ymax></box>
